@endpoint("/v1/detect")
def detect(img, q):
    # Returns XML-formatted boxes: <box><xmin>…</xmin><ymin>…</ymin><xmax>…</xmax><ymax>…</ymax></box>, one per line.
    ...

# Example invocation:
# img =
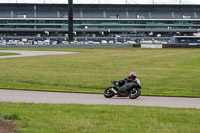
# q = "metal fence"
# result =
<box><xmin>0</xmin><ymin>44</ymin><xmax>133</xmax><ymax>49</ymax></box>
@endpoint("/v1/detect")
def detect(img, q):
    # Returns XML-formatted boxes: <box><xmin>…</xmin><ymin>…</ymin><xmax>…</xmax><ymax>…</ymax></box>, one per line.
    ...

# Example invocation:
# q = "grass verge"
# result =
<box><xmin>0</xmin><ymin>48</ymin><xmax>200</xmax><ymax>97</ymax></box>
<box><xmin>0</xmin><ymin>102</ymin><xmax>200</xmax><ymax>133</ymax></box>
<box><xmin>0</xmin><ymin>52</ymin><xmax>21</xmax><ymax>56</ymax></box>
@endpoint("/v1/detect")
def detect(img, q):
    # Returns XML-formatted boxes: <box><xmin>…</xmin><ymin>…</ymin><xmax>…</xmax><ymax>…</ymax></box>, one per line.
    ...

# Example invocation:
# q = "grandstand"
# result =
<box><xmin>0</xmin><ymin>3</ymin><xmax>200</xmax><ymax>43</ymax></box>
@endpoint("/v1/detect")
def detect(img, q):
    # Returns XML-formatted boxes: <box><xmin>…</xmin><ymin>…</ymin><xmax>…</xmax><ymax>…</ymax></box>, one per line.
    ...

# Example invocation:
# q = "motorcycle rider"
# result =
<box><xmin>117</xmin><ymin>72</ymin><xmax>141</xmax><ymax>92</ymax></box>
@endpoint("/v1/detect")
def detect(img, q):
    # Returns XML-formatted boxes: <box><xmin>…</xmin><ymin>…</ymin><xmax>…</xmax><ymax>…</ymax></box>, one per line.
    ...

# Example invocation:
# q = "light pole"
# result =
<box><xmin>68</xmin><ymin>0</ymin><xmax>73</xmax><ymax>43</ymax></box>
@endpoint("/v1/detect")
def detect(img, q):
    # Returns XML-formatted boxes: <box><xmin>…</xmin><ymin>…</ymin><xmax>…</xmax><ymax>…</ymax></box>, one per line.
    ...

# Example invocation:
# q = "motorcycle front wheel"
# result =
<box><xmin>129</xmin><ymin>88</ymin><xmax>141</xmax><ymax>99</ymax></box>
<box><xmin>104</xmin><ymin>87</ymin><xmax>115</xmax><ymax>98</ymax></box>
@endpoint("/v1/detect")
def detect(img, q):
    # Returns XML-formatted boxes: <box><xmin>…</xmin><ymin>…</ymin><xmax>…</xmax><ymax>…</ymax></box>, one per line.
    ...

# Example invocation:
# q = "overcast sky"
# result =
<box><xmin>0</xmin><ymin>0</ymin><xmax>200</xmax><ymax>4</ymax></box>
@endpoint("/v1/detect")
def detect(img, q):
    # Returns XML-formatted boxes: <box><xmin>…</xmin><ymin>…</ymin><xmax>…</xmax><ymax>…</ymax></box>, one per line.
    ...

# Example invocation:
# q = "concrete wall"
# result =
<box><xmin>133</xmin><ymin>44</ymin><xmax>200</xmax><ymax>48</ymax></box>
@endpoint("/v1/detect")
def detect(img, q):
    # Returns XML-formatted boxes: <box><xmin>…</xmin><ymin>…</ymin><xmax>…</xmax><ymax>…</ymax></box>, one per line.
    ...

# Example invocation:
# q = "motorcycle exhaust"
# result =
<box><xmin>111</xmin><ymin>88</ymin><xmax>118</xmax><ymax>94</ymax></box>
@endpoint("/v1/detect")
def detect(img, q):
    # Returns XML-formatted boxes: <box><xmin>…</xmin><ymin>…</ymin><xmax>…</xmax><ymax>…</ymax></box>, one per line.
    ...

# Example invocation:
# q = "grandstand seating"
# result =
<box><xmin>73</xmin><ymin>10</ymin><xmax>81</xmax><ymax>18</ymax></box>
<box><xmin>13</xmin><ymin>10</ymin><xmax>34</xmax><ymax>18</ymax></box>
<box><xmin>151</xmin><ymin>11</ymin><xmax>172</xmax><ymax>19</ymax></box>
<box><xmin>37</xmin><ymin>11</ymin><xmax>57</xmax><ymax>18</ymax></box>
<box><xmin>105</xmin><ymin>10</ymin><xmax>127</xmax><ymax>18</ymax></box>
<box><xmin>195</xmin><ymin>12</ymin><xmax>200</xmax><ymax>19</ymax></box>
<box><xmin>174</xmin><ymin>10</ymin><xmax>195</xmax><ymax>19</ymax></box>
<box><xmin>128</xmin><ymin>10</ymin><xmax>150</xmax><ymax>19</ymax></box>
<box><xmin>0</xmin><ymin>10</ymin><xmax>10</xmax><ymax>18</ymax></box>
<box><xmin>60</xmin><ymin>11</ymin><xmax>68</xmax><ymax>18</ymax></box>
<box><xmin>82</xmin><ymin>10</ymin><xmax>104</xmax><ymax>18</ymax></box>
<box><xmin>0</xmin><ymin>4</ymin><xmax>199</xmax><ymax>19</ymax></box>
<box><xmin>0</xmin><ymin>3</ymin><xmax>200</xmax><ymax>39</ymax></box>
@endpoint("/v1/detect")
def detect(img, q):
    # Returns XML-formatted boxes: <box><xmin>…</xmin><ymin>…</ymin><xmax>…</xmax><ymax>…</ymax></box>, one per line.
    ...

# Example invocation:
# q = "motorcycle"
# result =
<box><xmin>104</xmin><ymin>79</ymin><xmax>141</xmax><ymax>99</ymax></box>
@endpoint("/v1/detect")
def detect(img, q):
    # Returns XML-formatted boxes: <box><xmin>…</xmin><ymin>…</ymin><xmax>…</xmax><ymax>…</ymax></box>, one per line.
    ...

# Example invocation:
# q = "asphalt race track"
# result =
<box><xmin>0</xmin><ymin>50</ymin><xmax>79</xmax><ymax>58</ymax></box>
<box><xmin>0</xmin><ymin>50</ymin><xmax>199</xmax><ymax>109</ymax></box>
<box><xmin>0</xmin><ymin>89</ymin><xmax>200</xmax><ymax>109</ymax></box>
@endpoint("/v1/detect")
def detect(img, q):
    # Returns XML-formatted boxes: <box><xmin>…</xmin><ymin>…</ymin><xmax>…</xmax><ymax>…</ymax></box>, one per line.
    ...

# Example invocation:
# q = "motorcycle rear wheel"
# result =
<box><xmin>129</xmin><ymin>88</ymin><xmax>141</xmax><ymax>99</ymax></box>
<box><xmin>104</xmin><ymin>87</ymin><xmax>115</xmax><ymax>98</ymax></box>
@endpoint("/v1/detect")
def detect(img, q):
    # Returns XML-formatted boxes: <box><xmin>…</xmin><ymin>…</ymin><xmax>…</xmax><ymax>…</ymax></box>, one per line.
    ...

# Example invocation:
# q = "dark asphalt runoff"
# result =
<box><xmin>0</xmin><ymin>89</ymin><xmax>200</xmax><ymax>109</ymax></box>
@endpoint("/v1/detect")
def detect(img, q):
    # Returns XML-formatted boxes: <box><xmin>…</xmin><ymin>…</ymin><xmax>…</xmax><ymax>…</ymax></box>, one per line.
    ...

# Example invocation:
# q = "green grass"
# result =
<box><xmin>0</xmin><ymin>102</ymin><xmax>200</xmax><ymax>133</ymax></box>
<box><xmin>0</xmin><ymin>52</ymin><xmax>21</xmax><ymax>56</ymax></box>
<box><xmin>0</xmin><ymin>48</ymin><xmax>200</xmax><ymax>97</ymax></box>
